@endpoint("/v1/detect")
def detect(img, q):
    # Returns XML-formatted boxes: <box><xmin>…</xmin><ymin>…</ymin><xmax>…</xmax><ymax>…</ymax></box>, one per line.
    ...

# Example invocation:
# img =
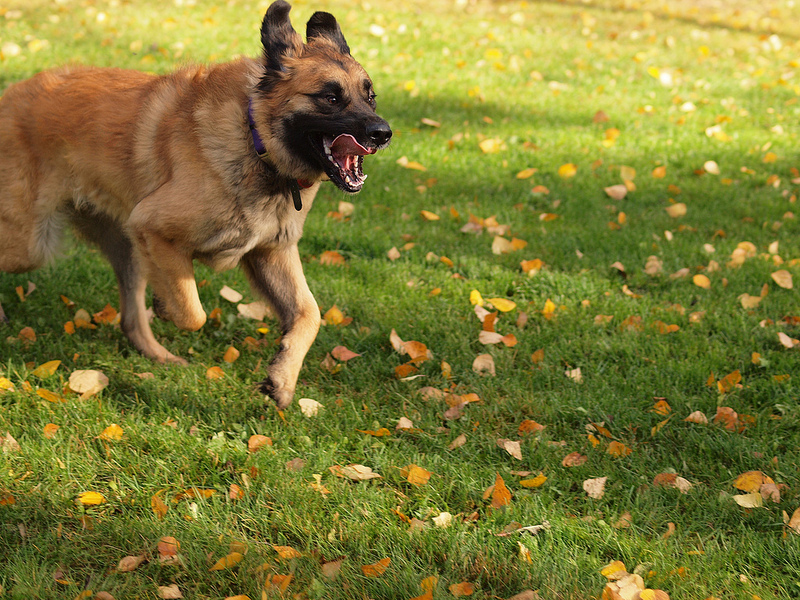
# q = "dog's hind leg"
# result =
<box><xmin>242</xmin><ymin>245</ymin><xmax>321</xmax><ymax>410</ymax></box>
<box><xmin>70</xmin><ymin>207</ymin><xmax>187</xmax><ymax>364</ymax></box>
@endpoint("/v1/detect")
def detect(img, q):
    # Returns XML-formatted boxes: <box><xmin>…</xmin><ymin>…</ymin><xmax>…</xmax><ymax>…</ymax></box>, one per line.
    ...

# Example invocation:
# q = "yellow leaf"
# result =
<box><xmin>324</xmin><ymin>305</ymin><xmax>344</xmax><ymax>326</ymax></box>
<box><xmin>619</xmin><ymin>165</ymin><xmax>636</xmax><ymax>181</ymax></box>
<box><xmin>733</xmin><ymin>471</ymin><xmax>765</xmax><ymax>493</ymax></box>
<box><xmin>209</xmin><ymin>551</ymin><xmax>244</xmax><ymax>571</ymax></box>
<box><xmin>404</xmin><ymin>464</ymin><xmax>432</xmax><ymax>486</ymax></box>
<box><xmin>516</xmin><ymin>167</ymin><xmax>537</xmax><ymax>179</ymax></box>
<box><xmin>99</xmin><ymin>424</ymin><xmax>123</xmax><ymax>441</ymax></box>
<box><xmin>32</xmin><ymin>360</ymin><xmax>61</xmax><ymax>378</ymax></box>
<box><xmin>0</xmin><ymin>377</ymin><xmax>16</xmax><ymax>392</ymax></box>
<box><xmin>771</xmin><ymin>270</ymin><xmax>793</xmax><ymax>289</ymax></box>
<box><xmin>479</xmin><ymin>138</ymin><xmax>504</xmax><ymax>154</ymax></box>
<box><xmin>601</xmin><ymin>560</ymin><xmax>628</xmax><ymax>580</ymax></box>
<box><xmin>665</xmin><ymin>203</ymin><xmax>687</xmax><ymax>218</ymax></box>
<box><xmin>717</xmin><ymin>369</ymin><xmax>742</xmax><ymax>393</ymax></box>
<box><xmin>488</xmin><ymin>298</ymin><xmax>516</xmax><ymax>312</ymax></box>
<box><xmin>273</xmin><ymin>545</ymin><xmax>302</xmax><ymax>560</ymax></box>
<box><xmin>520</xmin><ymin>473</ymin><xmax>547</xmax><ymax>488</ymax></box>
<box><xmin>420</xmin><ymin>210</ymin><xmax>440</xmax><ymax>221</ymax></box>
<box><xmin>449</xmin><ymin>582</ymin><xmax>475</xmax><ymax>597</ymax></box>
<box><xmin>693</xmin><ymin>274</ymin><xmax>711</xmax><ymax>289</ymax></box>
<box><xmin>733</xmin><ymin>492</ymin><xmax>763</xmax><ymax>508</ymax></box>
<box><xmin>78</xmin><ymin>491</ymin><xmax>105</xmax><ymax>506</ymax></box>
<box><xmin>469</xmin><ymin>290</ymin><xmax>484</xmax><ymax>306</ymax></box>
<box><xmin>43</xmin><ymin>423</ymin><xmax>60</xmax><ymax>438</ymax></box>
<box><xmin>558</xmin><ymin>163</ymin><xmax>577</xmax><ymax>178</ymax></box>
<box><xmin>607</xmin><ymin>441</ymin><xmax>632</xmax><ymax>457</ymax></box>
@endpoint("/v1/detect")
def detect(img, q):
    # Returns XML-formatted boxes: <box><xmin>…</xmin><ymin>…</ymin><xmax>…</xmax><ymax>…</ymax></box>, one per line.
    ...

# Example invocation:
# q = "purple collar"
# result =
<box><xmin>248</xmin><ymin>99</ymin><xmax>310</xmax><ymax>211</ymax></box>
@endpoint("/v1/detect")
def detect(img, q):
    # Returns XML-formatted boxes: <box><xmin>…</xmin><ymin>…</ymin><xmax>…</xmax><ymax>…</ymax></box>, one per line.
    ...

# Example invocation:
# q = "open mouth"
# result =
<box><xmin>320</xmin><ymin>134</ymin><xmax>376</xmax><ymax>194</ymax></box>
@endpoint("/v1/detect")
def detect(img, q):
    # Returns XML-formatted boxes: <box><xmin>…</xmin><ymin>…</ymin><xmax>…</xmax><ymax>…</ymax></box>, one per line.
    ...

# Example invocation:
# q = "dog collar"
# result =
<box><xmin>247</xmin><ymin>99</ymin><xmax>312</xmax><ymax>211</ymax></box>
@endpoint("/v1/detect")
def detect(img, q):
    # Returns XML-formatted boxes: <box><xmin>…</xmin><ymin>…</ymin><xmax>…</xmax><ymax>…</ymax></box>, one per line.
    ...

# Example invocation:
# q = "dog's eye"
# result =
<box><xmin>367</xmin><ymin>92</ymin><xmax>377</xmax><ymax>107</ymax></box>
<box><xmin>325</xmin><ymin>94</ymin><xmax>339</xmax><ymax>105</ymax></box>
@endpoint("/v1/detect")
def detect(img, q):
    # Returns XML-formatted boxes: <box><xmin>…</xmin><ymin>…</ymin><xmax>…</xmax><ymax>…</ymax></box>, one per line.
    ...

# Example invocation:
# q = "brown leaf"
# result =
<box><xmin>449</xmin><ymin>582</ymin><xmax>475</xmax><ymax>597</ymax></box>
<box><xmin>158</xmin><ymin>585</ymin><xmax>183</xmax><ymax>600</ymax></box>
<box><xmin>472</xmin><ymin>354</ymin><xmax>496</xmax><ymax>376</ymax></box>
<box><xmin>321</xmin><ymin>557</ymin><xmax>345</xmax><ymax>579</ymax></box>
<box><xmin>148</xmin><ymin>492</ymin><xmax>168</xmax><ymax>519</ymax></box>
<box><xmin>68</xmin><ymin>369</ymin><xmax>109</xmax><ymax>398</ymax></box>
<box><xmin>331</xmin><ymin>345</ymin><xmax>361</xmax><ymax>361</ymax></box>
<box><xmin>330</xmin><ymin>464</ymin><xmax>381</xmax><ymax>481</ymax></box>
<box><xmin>222</xmin><ymin>346</ymin><xmax>240</xmax><ymax>364</ymax></box>
<box><xmin>319</xmin><ymin>250</ymin><xmax>346</xmax><ymax>266</ymax></box>
<box><xmin>117</xmin><ymin>554</ymin><xmax>146</xmax><ymax>573</ymax></box>
<box><xmin>518</xmin><ymin>420</ymin><xmax>545</xmax><ymax>436</ymax></box>
<box><xmin>561</xmin><ymin>452</ymin><xmax>587</xmax><ymax>467</ymax></box>
<box><xmin>248</xmin><ymin>435</ymin><xmax>272</xmax><ymax>453</ymax></box>
<box><xmin>448</xmin><ymin>433</ymin><xmax>467</xmax><ymax>450</ymax></box>
<box><xmin>607</xmin><ymin>441</ymin><xmax>632</xmax><ymax>458</ymax></box>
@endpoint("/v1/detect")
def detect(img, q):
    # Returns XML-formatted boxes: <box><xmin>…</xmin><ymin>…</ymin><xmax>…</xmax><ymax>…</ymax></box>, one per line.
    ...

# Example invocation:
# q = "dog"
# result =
<box><xmin>0</xmin><ymin>0</ymin><xmax>391</xmax><ymax>409</ymax></box>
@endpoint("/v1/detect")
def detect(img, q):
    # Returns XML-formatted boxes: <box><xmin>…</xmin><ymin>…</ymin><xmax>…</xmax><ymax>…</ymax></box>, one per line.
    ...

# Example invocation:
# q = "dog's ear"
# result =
<box><xmin>306</xmin><ymin>11</ymin><xmax>350</xmax><ymax>55</ymax></box>
<box><xmin>261</xmin><ymin>0</ymin><xmax>303</xmax><ymax>72</ymax></box>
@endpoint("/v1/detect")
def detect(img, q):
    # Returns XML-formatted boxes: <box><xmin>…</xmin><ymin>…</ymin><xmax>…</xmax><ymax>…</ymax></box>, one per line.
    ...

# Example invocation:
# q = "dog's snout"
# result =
<box><xmin>367</xmin><ymin>121</ymin><xmax>392</xmax><ymax>147</ymax></box>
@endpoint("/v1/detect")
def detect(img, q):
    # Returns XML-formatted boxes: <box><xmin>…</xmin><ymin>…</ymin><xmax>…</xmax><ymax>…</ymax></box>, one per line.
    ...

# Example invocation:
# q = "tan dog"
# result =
<box><xmin>0</xmin><ymin>0</ymin><xmax>391</xmax><ymax>409</ymax></box>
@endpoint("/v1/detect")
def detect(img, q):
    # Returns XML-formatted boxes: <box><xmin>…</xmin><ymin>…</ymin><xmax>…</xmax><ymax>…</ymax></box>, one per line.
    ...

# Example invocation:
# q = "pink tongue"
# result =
<box><xmin>330</xmin><ymin>134</ymin><xmax>374</xmax><ymax>157</ymax></box>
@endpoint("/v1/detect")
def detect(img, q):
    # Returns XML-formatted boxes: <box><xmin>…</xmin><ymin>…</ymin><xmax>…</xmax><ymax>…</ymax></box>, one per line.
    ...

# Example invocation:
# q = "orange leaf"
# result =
<box><xmin>717</xmin><ymin>370</ymin><xmax>741</xmax><ymax>394</ymax></box>
<box><xmin>151</xmin><ymin>492</ymin><xmax>168</xmax><ymax>519</ymax></box>
<box><xmin>323</xmin><ymin>305</ymin><xmax>345</xmax><ymax>325</ymax></box>
<box><xmin>222</xmin><ymin>346</ymin><xmax>240</xmax><ymax>364</ymax></box>
<box><xmin>733</xmin><ymin>470</ymin><xmax>766</xmax><ymax>493</ymax></box>
<box><xmin>449</xmin><ymin>582</ymin><xmax>475</xmax><ymax>597</ymax></box>
<box><xmin>420</xmin><ymin>210</ymin><xmax>440</xmax><ymax>221</ymax></box>
<box><xmin>652</xmin><ymin>399</ymin><xmax>671</xmax><ymax>415</ymax></box>
<box><xmin>268</xmin><ymin>574</ymin><xmax>293</xmax><ymax>592</ymax></box>
<box><xmin>273</xmin><ymin>545</ymin><xmax>302</xmax><ymax>560</ymax></box>
<box><xmin>93</xmin><ymin>304</ymin><xmax>118</xmax><ymax>325</ymax></box>
<box><xmin>320</xmin><ymin>250</ymin><xmax>346</xmax><ymax>266</ymax></box>
<box><xmin>403</xmin><ymin>464</ymin><xmax>432</xmax><ymax>487</ymax></box>
<box><xmin>32</xmin><ymin>360</ymin><xmax>61</xmax><ymax>378</ymax></box>
<box><xmin>491</xmin><ymin>472</ymin><xmax>512</xmax><ymax>508</ymax></box>
<box><xmin>248</xmin><ymin>434</ymin><xmax>272</xmax><ymax>452</ymax></box>
<box><xmin>209</xmin><ymin>551</ymin><xmax>244</xmax><ymax>571</ymax></box>
<box><xmin>518</xmin><ymin>420</ymin><xmax>545</xmax><ymax>435</ymax></box>
<box><xmin>394</xmin><ymin>363</ymin><xmax>418</xmax><ymax>379</ymax></box>
<box><xmin>331</xmin><ymin>345</ymin><xmax>361</xmax><ymax>361</ymax></box>
<box><xmin>361</xmin><ymin>557</ymin><xmax>391</xmax><ymax>577</ymax></box>
<box><xmin>43</xmin><ymin>423</ymin><xmax>60</xmax><ymax>438</ymax></box>
<box><xmin>607</xmin><ymin>441</ymin><xmax>632</xmax><ymax>457</ymax></box>
<box><xmin>37</xmin><ymin>389</ymin><xmax>65</xmax><ymax>403</ymax></box>
<box><xmin>206</xmin><ymin>366</ymin><xmax>225</xmax><ymax>380</ymax></box>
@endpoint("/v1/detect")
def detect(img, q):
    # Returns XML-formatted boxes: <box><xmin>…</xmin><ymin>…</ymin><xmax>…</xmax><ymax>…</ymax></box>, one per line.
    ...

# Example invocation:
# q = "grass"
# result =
<box><xmin>2</xmin><ymin>0</ymin><xmax>800</xmax><ymax>598</ymax></box>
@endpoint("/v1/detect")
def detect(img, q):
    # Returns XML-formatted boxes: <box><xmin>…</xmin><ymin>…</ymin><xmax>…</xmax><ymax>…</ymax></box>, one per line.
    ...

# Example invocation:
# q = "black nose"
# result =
<box><xmin>367</xmin><ymin>121</ymin><xmax>392</xmax><ymax>147</ymax></box>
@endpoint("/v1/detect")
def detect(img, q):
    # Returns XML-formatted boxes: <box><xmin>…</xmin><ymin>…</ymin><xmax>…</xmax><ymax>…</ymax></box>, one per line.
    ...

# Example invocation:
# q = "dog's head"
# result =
<box><xmin>252</xmin><ymin>0</ymin><xmax>391</xmax><ymax>194</ymax></box>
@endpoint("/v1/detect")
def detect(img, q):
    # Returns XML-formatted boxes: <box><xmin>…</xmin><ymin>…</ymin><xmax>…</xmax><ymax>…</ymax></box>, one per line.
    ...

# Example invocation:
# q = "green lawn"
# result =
<box><xmin>2</xmin><ymin>0</ymin><xmax>800</xmax><ymax>598</ymax></box>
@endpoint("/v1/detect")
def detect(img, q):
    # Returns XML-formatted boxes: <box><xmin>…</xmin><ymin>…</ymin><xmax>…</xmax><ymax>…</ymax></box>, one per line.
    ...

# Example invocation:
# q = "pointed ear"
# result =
<box><xmin>306</xmin><ymin>11</ymin><xmax>350</xmax><ymax>55</ymax></box>
<box><xmin>261</xmin><ymin>0</ymin><xmax>303</xmax><ymax>72</ymax></box>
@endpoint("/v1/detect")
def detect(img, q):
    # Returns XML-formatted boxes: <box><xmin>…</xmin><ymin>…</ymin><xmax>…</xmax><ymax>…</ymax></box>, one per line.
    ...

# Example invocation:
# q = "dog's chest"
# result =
<box><xmin>194</xmin><ymin>187</ymin><xmax>316</xmax><ymax>271</ymax></box>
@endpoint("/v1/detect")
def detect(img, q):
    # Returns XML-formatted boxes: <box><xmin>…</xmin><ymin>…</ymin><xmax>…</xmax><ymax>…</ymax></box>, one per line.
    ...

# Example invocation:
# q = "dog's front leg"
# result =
<box><xmin>242</xmin><ymin>245</ymin><xmax>320</xmax><ymax>410</ymax></box>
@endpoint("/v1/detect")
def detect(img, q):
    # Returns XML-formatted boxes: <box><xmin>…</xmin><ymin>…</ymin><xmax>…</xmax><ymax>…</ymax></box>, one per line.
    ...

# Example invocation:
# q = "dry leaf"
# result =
<box><xmin>497</xmin><ymin>439</ymin><xmax>522</xmax><ymax>460</ymax></box>
<box><xmin>273</xmin><ymin>545</ymin><xmax>302</xmax><ymax>560</ymax></box>
<box><xmin>607</xmin><ymin>441</ymin><xmax>632</xmax><ymax>457</ymax></box>
<box><xmin>321</xmin><ymin>558</ymin><xmax>344</xmax><ymax>579</ymax></box>
<box><xmin>604</xmin><ymin>184</ymin><xmax>628</xmax><ymax>200</ymax></box>
<box><xmin>248</xmin><ymin>434</ymin><xmax>272</xmax><ymax>452</ymax></box>
<box><xmin>320</xmin><ymin>250</ymin><xmax>346</xmax><ymax>265</ymax></box>
<box><xmin>433</xmin><ymin>512</ymin><xmax>453</xmax><ymax>528</ymax></box>
<box><xmin>206</xmin><ymin>366</ymin><xmax>225</xmax><ymax>380</ymax></box>
<box><xmin>43</xmin><ymin>423</ymin><xmax>59</xmax><ymax>438</ymax></box>
<box><xmin>565</xmin><ymin>367</ymin><xmax>583</xmax><ymax>383</ymax></box>
<box><xmin>331</xmin><ymin>346</ymin><xmax>361</xmax><ymax>361</ymax></box>
<box><xmin>583</xmin><ymin>477</ymin><xmax>607</xmax><ymax>499</ymax></box>
<box><xmin>404</xmin><ymin>464</ymin><xmax>432</xmax><ymax>487</ymax></box>
<box><xmin>778</xmin><ymin>331</ymin><xmax>800</xmax><ymax>348</ymax></box>
<box><xmin>361</xmin><ymin>557</ymin><xmax>390</xmax><ymax>577</ymax></box>
<box><xmin>209</xmin><ymin>551</ymin><xmax>244</xmax><ymax>571</ymax></box>
<box><xmin>558</xmin><ymin>163</ymin><xmax>577</xmax><ymax>178</ymax></box>
<box><xmin>488</xmin><ymin>298</ymin><xmax>516</xmax><ymax>312</ymax></box>
<box><xmin>32</xmin><ymin>360</ymin><xmax>61</xmax><ymax>378</ymax></box>
<box><xmin>448</xmin><ymin>433</ymin><xmax>467</xmax><ymax>450</ymax></box>
<box><xmin>665</xmin><ymin>203</ymin><xmax>687</xmax><ymax>218</ymax></box>
<box><xmin>685</xmin><ymin>411</ymin><xmax>708</xmax><ymax>425</ymax></box>
<box><xmin>219</xmin><ymin>285</ymin><xmax>243</xmax><ymax>303</ymax></box>
<box><xmin>472</xmin><ymin>354</ymin><xmax>496</xmax><ymax>376</ymax></box>
<box><xmin>491</xmin><ymin>472</ymin><xmax>512</xmax><ymax>508</ymax></box>
<box><xmin>117</xmin><ymin>555</ymin><xmax>146</xmax><ymax>572</ymax></box>
<box><xmin>772</xmin><ymin>270</ymin><xmax>793</xmax><ymax>289</ymax></box>
<box><xmin>693</xmin><ymin>274</ymin><xmax>711</xmax><ymax>289</ymax></box>
<box><xmin>298</xmin><ymin>398</ymin><xmax>322</xmax><ymax>417</ymax></box>
<box><xmin>733</xmin><ymin>492</ymin><xmax>763</xmax><ymax>509</ymax></box>
<box><xmin>237</xmin><ymin>300</ymin><xmax>270</xmax><ymax>320</ymax></box>
<box><xmin>158</xmin><ymin>585</ymin><xmax>183</xmax><ymax>600</ymax></box>
<box><xmin>223</xmin><ymin>346</ymin><xmax>240</xmax><ymax>363</ymax></box>
<box><xmin>151</xmin><ymin>492</ymin><xmax>168</xmax><ymax>519</ymax></box>
<box><xmin>99</xmin><ymin>424</ymin><xmax>123</xmax><ymax>441</ymax></box>
<box><xmin>520</xmin><ymin>473</ymin><xmax>547</xmax><ymax>488</ymax></box>
<box><xmin>68</xmin><ymin>370</ymin><xmax>108</xmax><ymax>397</ymax></box>
<box><xmin>449</xmin><ymin>582</ymin><xmax>475</xmax><ymax>597</ymax></box>
<box><xmin>330</xmin><ymin>464</ymin><xmax>382</xmax><ymax>481</ymax></box>
<box><xmin>562</xmin><ymin>452</ymin><xmax>588</xmax><ymax>467</ymax></box>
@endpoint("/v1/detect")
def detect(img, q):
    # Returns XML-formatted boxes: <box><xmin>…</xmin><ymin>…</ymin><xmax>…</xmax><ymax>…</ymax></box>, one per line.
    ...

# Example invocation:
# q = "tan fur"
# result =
<box><xmin>0</xmin><ymin>2</ymin><xmax>390</xmax><ymax>409</ymax></box>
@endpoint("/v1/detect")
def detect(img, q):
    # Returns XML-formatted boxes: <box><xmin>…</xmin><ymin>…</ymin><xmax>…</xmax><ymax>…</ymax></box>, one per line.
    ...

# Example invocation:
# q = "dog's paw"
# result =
<box><xmin>259</xmin><ymin>377</ymin><xmax>293</xmax><ymax>410</ymax></box>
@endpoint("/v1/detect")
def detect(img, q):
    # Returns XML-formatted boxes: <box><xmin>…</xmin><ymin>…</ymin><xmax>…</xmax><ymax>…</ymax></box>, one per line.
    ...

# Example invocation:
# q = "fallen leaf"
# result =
<box><xmin>206</xmin><ymin>366</ymin><xmax>225</xmax><ymax>380</ymax></box>
<box><xmin>665</xmin><ymin>203</ymin><xmax>687</xmax><ymax>218</ymax></box>
<box><xmin>237</xmin><ymin>300</ymin><xmax>270</xmax><ymax>320</ymax></box>
<box><xmin>93</xmin><ymin>304</ymin><xmax>118</xmax><ymax>325</ymax></box>
<box><xmin>778</xmin><ymin>331</ymin><xmax>800</xmax><ymax>348</ymax></box>
<box><xmin>223</xmin><ymin>346</ymin><xmax>240</xmax><ymax>363</ymax></box>
<box><xmin>473</xmin><ymin>354</ymin><xmax>496</xmax><ymax>376</ymax></box>
<box><xmin>733</xmin><ymin>492</ymin><xmax>763</xmax><ymax>509</ymax></box>
<box><xmin>600</xmin><ymin>560</ymin><xmax>628</xmax><ymax>580</ymax></box>
<box><xmin>219</xmin><ymin>285</ymin><xmax>243</xmax><ymax>303</ymax></box>
<box><xmin>448</xmin><ymin>433</ymin><xmax>467</xmax><ymax>450</ymax></box>
<box><xmin>330</xmin><ymin>464</ymin><xmax>382</xmax><ymax>481</ymax></box>
<box><xmin>320</xmin><ymin>250</ymin><xmax>346</xmax><ymax>265</ymax></box>
<box><xmin>68</xmin><ymin>370</ymin><xmax>109</xmax><ymax>398</ymax></box>
<box><xmin>491</xmin><ymin>472</ymin><xmax>512</xmax><ymax>508</ymax></box>
<box><xmin>361</xmin><ymin>557</ymin><xmax>391</xmax><ymax>577</ymax></box>
<box><xmin>772</xmin><ymin>270</ymin><xmax>793</xmax><ymax>289</ymax></box>
<box><xmin>32</xmin><ymin>360</ymin><xmax>61</xmax><ymax>378</ymax></box>
<box><xmin>248</xmin><ymin>435</ymin><xmax>272</xmax><ymax>452</ymax></box>
<box><xmin>78</xmin><ymin>491</ymin><xmax>105</xmax><ymax>506</ymax></box>
<box><xmin>516</xmin><ymin>167</ymin><xmax>537</xmax><ymax>179</ymax></box>
<box><xmin>151</xmin><ymin>492</ymin><xmax>168</xmax><ymax>519</ymax></box>
<box><xmin>488</xmin><ymin>298</ymin><xmax>516</xmax><ymax>312</ymax></box>
<box><xmin>518</xmin><ymin>420</ymin><xmax>545</xmax><ymax>435</ymax></box>
<box><xmin>43</xmin><ymin>423</ymin><xmax>60</xmax><ymax>438</ymax></box>
<box><xmin>449</xmin><ymin>582</ymin><xmax>475</xmax><ymax>597</ymax></box>
<box><xmin>420</xmin><ymin>210</ymin><xmax>440</xmax><ymax>221</ymax></box>
<box><xmin>99</xmin><ymin>424</ymin><xmax>123</xmax><ymax>441</ymax></box>
<box><xmin>733</xmin><ymin>471</ymin><xmax>767</xmax><ymax>493</ymax></box>
<box><xmin>210</xmin><ymin>551</ymin><xmax>244</xmax><ymax>571</ymax></box>
<box><xmin>497</xmin><ymin>438</ymin><xmax>522</xmax><ymax>460</ymax></box>
<box><xmin>403</xmin><ymin>464</ymin><xmax>432</xmax><ymax>487</ymax></box>
<box><xmin>562</xmin><ymin>452</ymin><xmax>588</xmax><ymax>467</ymax></box>
<box><xmin>693</xmin><ymin>274</ymin><xmax>711</xmax><ymax>289</ymax></box>
<box><xmin>604</xmin><ymin>184</ymin><xmax>628</xmax><ymax>200</ymax></box>
<box><xmin>583</xmin><ymin>477</ymin><xmax>606</xmax><ymax>499</ymax></box>
<box><xmin>684</xmin><ymin>411</ymin><xmax>708</xmax><ymax>424</ymax></box>
<box><xmin>117</xmin><ymin>555</ymin><xmax>146</xmax><ymax>572</ymax></box>
<box><xmin>298</xmin><ymin>398</ymin><xmax>322</xmax><ymax>417</ymax></box>
<box><xmin>520</xmin><ymin>473</ymin><xmax>547</xmax><ymax>488</ymax></box>
<box><xmin>558</xmin><ymin>163</ymin><xmax>577</xmax><ymax>178</ymax></box>
<box><xmin>607</xmin><ymin>441</ymin><xmax>632</xmax><ymax>457</ymax></box>
<box><xmin>158</xmin><ymin>585</ymin><xmax>183</xmax><ymax>600</ymax></box>
<box><xmin>331</xmin><ymin>345</ymin><xmax>361</xmax><ymax>362</ymax></box>
<box><xmin>565</xmin><ymin>367</ymin><xmax>583</xmax><ymax>383</ymax></box>
<box><xmin>321</xmin><ymin>558</ymin><xmax>344</xmax><ymax>579</ymax></box>
<box><xmin>273</xmin><ymin>545</ymin><xmax>302</xmax><ymax>560</ymax></box>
